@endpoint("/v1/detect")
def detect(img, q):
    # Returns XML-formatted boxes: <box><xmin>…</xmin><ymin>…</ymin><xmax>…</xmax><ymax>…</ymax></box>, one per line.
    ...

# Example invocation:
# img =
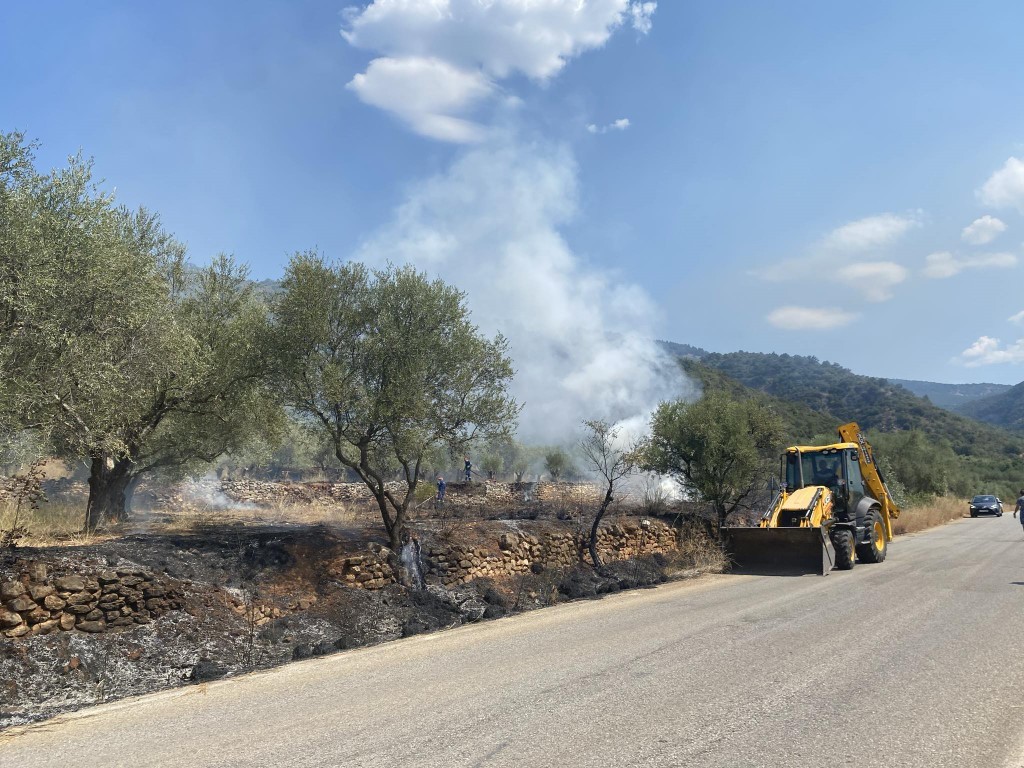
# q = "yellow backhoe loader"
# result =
<box><xmin>724</xmin><ymin>422</ymin><xmax>900</xmax><ymax>575</ymax></box>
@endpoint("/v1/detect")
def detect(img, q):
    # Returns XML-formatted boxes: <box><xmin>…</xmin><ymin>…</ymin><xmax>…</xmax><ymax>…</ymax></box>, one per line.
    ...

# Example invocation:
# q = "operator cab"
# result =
<box><xmin>783</xmin><ymin>444</ymin><xmax>867</xmax><ymax>521</ymax></box>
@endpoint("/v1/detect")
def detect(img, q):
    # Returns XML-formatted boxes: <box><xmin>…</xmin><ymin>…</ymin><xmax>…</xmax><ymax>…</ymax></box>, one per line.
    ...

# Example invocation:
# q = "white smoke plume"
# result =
<box><xmin>355</xmin><ymin>138</ymin><xmax>693</xmax><ymax>443</ymax></box>
<box><xmin>182</xmin><ymin>474</ymin><xmax>257</xmax><ymax>511</ymax></box>
<box><xmin>342</xmin><ymin>0</ymin><xmax>683</xmax><ymax>443</ymax></box>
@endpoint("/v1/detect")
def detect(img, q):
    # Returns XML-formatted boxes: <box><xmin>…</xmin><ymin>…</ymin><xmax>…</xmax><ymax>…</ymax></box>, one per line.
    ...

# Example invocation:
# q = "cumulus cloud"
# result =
<box><xmin>587</xmin><ymin>118</ymin><xmax>631</xmax><ymax>134</ymax></box>
<box><xmin>766</xmin><ymin>306</ymin><xmax>858</xmax><ymax>331</ymax></box>
<box><xmin>836</xmin><ymin>261</ymin><xmax>908</xmax><ymax>303</ymax></box>
<box><xmin>354</xmin><ymin>139</ymin><xmax>689</xmax><ymax>443</ymax></box>
<box><xmin>978</xmin><ymin>157</ymin><xmax>1024</xmax><ymax>212</ymax></box>
<box><xmin>961</xmin><ymin>215</ymin><xmax>1006</xmax><ymax>246</ymax></box>
<box><xmin>923</xmin><ymin>251</ymin><xmax>1017</xmax><ymax>279</ymax></box>
<box><xmin>957</xmin><ymin>336</ymin><xmax>1024</xmax><ymax>367</ymax></box>
<box><xmin>342</xmin><ymin>0</ymin><xmax>657</xmax><ymax>142</ymax></box>
<box><xmin>347</xmin><ymin>56</ymin><xmax>494</xmax><ymax>143</ymax></box>
<box><xmin>821</xmin><ymin>213</ymin><xmax>921</xmax><ymax>252</ymax></box>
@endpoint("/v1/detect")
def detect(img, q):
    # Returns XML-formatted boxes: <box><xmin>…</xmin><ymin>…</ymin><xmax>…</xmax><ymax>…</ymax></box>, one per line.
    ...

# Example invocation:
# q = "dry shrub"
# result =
<box><xmin>665</xmin><ymin>521</ymin><xmax>728</xmax><ymax>575</ymax></box>
<box><xmin>892</xmin><ymin>496</ymin><xmax>967</xmax><ymax>536</ymax></box>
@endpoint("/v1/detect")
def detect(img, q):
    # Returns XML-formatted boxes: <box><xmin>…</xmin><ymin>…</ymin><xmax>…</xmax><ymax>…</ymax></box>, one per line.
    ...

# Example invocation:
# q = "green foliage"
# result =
<box><xmin>480</xmin><ymin>450</ymin><xmax>504</xmax><ymax>477</ymax></box>
<box><xmin>0</xmin><ymin>133</ymin><xmax>281</xmax><ymax>526</ymax></box>
<box><xmin>270</xmin><ymin>252</ymin><xmax>519</xmax><ymax>548</ymax></box>
<box><xmin>685</xmin><ymin>350</ymin><xmax>1024</xmax><ymax>504</ymax></box>
<box><xmin>641</xmin><ymin>390</ymin><xmax>784</xmax><ymax>528</ymax></box>
<box><xmin>865</xmin><ymin>429</ymin><xmax>957</xmax><ymax>497</ymax></box>
<box><xmin>697</xmin><ymin>351</ymin><xmax>1020</xmax><ymax>456</ymax></box>
<box><xmin>682</xmin><ymin>359</ymin><xmax>834</xmax><ymax>445</ymax></box>
<box><xmin>960</xmin><ymin>380</ymin><xmax>1024</xmax><ymax>431</ymax></box>
<box><xmin>543</xmin><ymin>447</ymin><xmax>571</xmax><ymax>482</ymax></box>
<box><xmin>890</xmin><ymin>379</ymin><xmax>1011</xmax><ymax>412</ymax></box>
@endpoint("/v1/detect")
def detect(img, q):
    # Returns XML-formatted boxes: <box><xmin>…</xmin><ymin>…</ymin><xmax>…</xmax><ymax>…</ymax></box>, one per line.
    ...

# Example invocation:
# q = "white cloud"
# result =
<box><xmin>957</xmin><ymin>336</ymin><xmax>1024</xmax><ymax>367</ymax></box>
<box><xmin>766</xmin><ymin>306</ymin><xmax>858</xmax><ymax>331</ymax></box>
<box><xmin>835</xmin><ymin>261</ymin><xmax>908</xmax><ymax>303</ymax></box>
<box><xmin>629</xmin><ymin>2</ymin><xmax>658</xmax><ymax>33</ymax></box>
<box><xmin>961</xmin><ymin>215</ymin><xmax>1006</xmax><ymax>245</ymax></box>
<box><xmin>821</xmin><ymin>213</ymin><xmax>921</xmax><ymax>252</ymax></box>
<box><xmin>347</xmin><ymin>57</ymin><xmax>494</xmax><ymax>143</ymax></box>
<box><xmin>923</xmin><ymin>251</ymin><xmax>1017</xmax><ymax>279</ymax></box>
<box><xmin>978</xmin><ymin>157</ymin><xmax>1024</xmax><ymax>212</ymax></box>
<box><xmin>342</xmin><ymin>0</ymin><xmax>656</xmax><ymax>142</ymax></box>
<box><xmin>354</xmin><ymin>139</ymin><xmax>689</xmax><ymax>442</ymax></box>
<box><xmin>587</xmin><ymin>118</ymin><xmax>631</xmax><ymax>134</ymax></box>
<box><xmin>1009</xmin><ymin>310</ymin><xmax>1024</xmax><ymax>325</ymax></box>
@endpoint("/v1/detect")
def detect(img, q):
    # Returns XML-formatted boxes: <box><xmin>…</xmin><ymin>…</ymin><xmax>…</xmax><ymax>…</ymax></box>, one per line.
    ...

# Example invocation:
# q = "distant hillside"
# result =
<box><xmin>658</xmin><ymin>340</ymin><xmax>708</xmax><ymax>359</ymax></box>
<box><xmin>693</xmin><ymin>351</ymin><xmax>1022</xmax><ymax>458</ymax></box>
<box><xmin>960</xmin><ymin>382</ymin><xmax>1024</xmax><ymax>431</ymax></box>
<box><xmin>889</xmin><ymin>379</ymin><xmax>1011</xmax><ymax>411</ymax></box>
<box><xmin>676</xmin><ymin>351</ymin><xmax>1023</xmax><ymax>499</ymax></box>
<box><xmin>681</xmin><ymin>359</ymin><xmax>836</xmax><ymax>445</ymax></box>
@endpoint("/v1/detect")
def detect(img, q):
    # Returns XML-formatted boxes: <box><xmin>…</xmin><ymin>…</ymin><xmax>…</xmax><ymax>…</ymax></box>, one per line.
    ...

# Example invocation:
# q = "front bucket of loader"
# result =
<box><xmin>723</xmin><ymin>526</ymin><xmax>834</xmax><ymax>575</ymax></box>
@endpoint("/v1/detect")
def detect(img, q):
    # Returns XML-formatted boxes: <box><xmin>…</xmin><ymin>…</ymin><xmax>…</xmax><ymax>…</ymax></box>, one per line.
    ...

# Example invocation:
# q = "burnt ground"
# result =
<box><xmin>0</xmin><ymin>514</ymin><xmax>699</xmax><ymax>730</ymax></box>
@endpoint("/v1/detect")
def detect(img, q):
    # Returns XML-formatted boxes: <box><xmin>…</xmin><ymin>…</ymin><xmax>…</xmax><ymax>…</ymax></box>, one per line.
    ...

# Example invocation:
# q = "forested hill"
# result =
<box><xmin>692</xmin><ymin>351</ymin><xmax>1021</xmax><ymax>457</ymax></box>
<box><xmin>959</xmin><ymin>382</ymin><xmax>1024</xmax><ymax>431</ymax></box>
<box><xmin>888</xmin><ymin>379</ymin><xmax>1012</xmax><ymax>412</ymax></box>
<box><xmin>681</xmin><ymin>359</ymin><xmax>836</xmax><ymax>445</ymax></box>
<box><xmin>657</xmin><ymin>340</ymin><xmax>708</xmax><ymax>360</ymax></box>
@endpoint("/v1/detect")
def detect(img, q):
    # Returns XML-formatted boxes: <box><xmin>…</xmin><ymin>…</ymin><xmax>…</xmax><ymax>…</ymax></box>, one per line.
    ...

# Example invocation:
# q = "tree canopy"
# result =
<box><xmin>0</xmin><ymin>133</ymin><xmax>280</xmax><ymax>528</ymax></box>
<box><xmin>270</xmin><ymin>252</ymin><xmax>519</xmax><ymax>550</ymax></box>
<box><xmin>642</xmin><ymin>391</ymin><xmax>783</xmax><ymax>530</ymax></box>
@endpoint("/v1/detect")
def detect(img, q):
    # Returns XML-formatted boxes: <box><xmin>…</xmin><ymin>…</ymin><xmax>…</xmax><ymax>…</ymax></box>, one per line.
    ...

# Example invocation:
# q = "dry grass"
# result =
<box><xmin>0</xmin><ymin>494</ymin><xmax>378</xmax><ymax>547</ymax></box>
<box><xmin>0</xmin><ymin>498</ymin><xmax>102</xmax><ymax>547</ymax></box>
<box><xmin>130</xmin><ymin>499</ymin><xmax>375</xmax><ymax>536</ymax></box>
<box><xmin>892</xmin><ymin>496</ymin><xmax>967</xmax><ymax>536</ymax></box>
<box><xmin>666</xmin><ymin>521</ymin><xmax>729</xmax><ymax>575</ymax></box>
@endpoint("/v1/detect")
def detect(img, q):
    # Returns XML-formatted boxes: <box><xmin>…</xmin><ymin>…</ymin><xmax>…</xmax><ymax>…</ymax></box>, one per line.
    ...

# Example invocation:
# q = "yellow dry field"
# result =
<box><xmin>892</xmin><ymin>496</ymin><xmax>969</xmax><ymax>536</ymax></box>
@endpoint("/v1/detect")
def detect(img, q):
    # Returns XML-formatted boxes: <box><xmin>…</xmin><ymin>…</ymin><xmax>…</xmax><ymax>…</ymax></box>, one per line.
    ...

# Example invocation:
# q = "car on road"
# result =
<box><xmin>969</xmin><ymin>495</ymin><xmax>1003</xmax><ymax>517</ymax></box>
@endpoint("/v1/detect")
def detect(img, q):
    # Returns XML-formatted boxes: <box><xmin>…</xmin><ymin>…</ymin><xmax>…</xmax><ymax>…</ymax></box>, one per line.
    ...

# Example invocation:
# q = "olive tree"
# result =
<box><xmin>642</xmin><ymin>391</ymin><xmax>783</xmax><ymax>533</ymax></box>
<box><xmin>271</xmin><ymin>253</ymin><xmax>519</xmax><ymax>551</ymax></box>
<box><xmin>0</xmin><ymin>134</ymin><xmax>279</xmax><ymax>528</ymax></box>
<box><xmin>579</xmin><ymin>420</ymin><xmax>636</xmax><ymax>568</ymax></box>
<box><xmin>544</xmin><ymin>447</ymin><xmax>570</xmax><ymax>482</ymax></box>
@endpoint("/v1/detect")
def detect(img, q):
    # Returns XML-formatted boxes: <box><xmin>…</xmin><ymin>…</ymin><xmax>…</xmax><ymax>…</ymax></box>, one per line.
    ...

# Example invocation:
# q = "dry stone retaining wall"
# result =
<box><xmin>327</xmin><ymin>519</ymin><xmax>679</xmax><ymax>591</ymax></box>
<box><xmin>0</xmin><ymin>561</ymin><xmax>183</xmax><ymax>639</ymax></box>
<box><xmin>426</xmin><ymin>520</ymin><xmax>678</xmax><ymax>586</ymax></box>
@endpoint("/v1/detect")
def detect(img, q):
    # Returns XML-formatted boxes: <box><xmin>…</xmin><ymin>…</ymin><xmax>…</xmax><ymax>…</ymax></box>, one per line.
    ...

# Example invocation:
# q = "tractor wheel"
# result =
<box><xmin>832</xmin><ymin>528</ymin><xmax>856</xmax><ymax>570</ymax></box>
<box><xmin>856</xmin><ymin>509</ymin><xmax>887</xmax><ymax>564</ymax></box>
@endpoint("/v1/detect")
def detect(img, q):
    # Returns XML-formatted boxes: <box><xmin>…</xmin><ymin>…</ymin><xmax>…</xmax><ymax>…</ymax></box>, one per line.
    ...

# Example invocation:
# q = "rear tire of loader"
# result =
<box><xmin>856</xmin><ymin>509</ymin><xmax>887</xmax><ymax>564</ymax></box>
<box><xmin>833</xmin><ymin>529</ymin><xmax>855</xmax><ymax>570</ymax></box>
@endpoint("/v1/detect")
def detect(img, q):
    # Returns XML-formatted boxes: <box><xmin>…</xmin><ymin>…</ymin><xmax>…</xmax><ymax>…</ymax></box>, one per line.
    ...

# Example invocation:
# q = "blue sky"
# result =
<box><xmin>4</xmin><ymin>1</ymin><xmax>1024</xmax><ymax>406</ymax></box>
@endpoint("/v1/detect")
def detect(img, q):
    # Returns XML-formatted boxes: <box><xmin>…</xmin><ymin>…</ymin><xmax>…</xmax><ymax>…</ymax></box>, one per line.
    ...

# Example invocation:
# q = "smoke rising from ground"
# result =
<box><xmin>355</xmin><ymin>138</ymin><xmax>694</xmax><ymax>444</ymax></box>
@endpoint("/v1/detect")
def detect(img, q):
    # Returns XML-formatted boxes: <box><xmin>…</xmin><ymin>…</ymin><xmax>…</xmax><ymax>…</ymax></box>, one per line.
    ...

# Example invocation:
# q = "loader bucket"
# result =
<box><xmin>723</xmin><ymin>526</ymin><xmax>835</xmax><ymax>576</ymax></box>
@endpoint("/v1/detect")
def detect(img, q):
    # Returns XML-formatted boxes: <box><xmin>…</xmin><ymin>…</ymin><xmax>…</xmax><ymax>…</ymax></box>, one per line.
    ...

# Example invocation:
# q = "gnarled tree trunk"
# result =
<box><xmin>84</xmin><ymin>454</ymin><xmax>133</xmax><ymax>531</ymax></box>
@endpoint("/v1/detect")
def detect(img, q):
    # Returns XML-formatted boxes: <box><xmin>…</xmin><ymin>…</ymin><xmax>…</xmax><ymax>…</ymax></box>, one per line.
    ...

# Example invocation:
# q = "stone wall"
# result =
<box><xmin>426</xmin><ymin>520</ymin><xmax>678</xmax><ymax>586</ymax></box>
<box><xmin>326</xmin><ymin>519</ymin><xmax>679</xmax><ymax>591</ymax></box>
<box><xmin>170</xmin><ymin>479</ymin><xmax>605</xmax><ymax>510</ymax></box>
<box><xmin>0</xmin><ymin>561</ymin><xmax>183</xmax><ymax>639</ymax></box>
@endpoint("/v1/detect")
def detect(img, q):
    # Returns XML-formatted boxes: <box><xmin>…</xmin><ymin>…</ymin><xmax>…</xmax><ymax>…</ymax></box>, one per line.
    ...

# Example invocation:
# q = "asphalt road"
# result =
<box><xmin>4</xmin><ymin>514</ymin><xmax>1024</xmax><ymax>768</ymax></box>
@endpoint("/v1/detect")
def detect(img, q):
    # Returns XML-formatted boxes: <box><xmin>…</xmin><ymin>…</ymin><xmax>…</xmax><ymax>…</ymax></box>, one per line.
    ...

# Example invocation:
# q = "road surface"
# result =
<box><xmin>3</xmin><ymin>514</ymin><xmax>1024</xmax><ymax>767</ymax></box>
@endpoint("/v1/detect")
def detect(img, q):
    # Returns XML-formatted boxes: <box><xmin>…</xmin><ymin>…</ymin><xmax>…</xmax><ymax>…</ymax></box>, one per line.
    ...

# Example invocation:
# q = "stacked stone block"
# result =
<box><xmin>1</xmin><ymin>562</ymin><xmax>183</xmax><ymax>639</ymax></box>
